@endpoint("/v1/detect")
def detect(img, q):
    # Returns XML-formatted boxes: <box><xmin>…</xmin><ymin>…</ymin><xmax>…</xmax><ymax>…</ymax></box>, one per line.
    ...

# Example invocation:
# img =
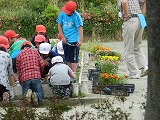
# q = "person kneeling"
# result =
<box><xmin>48</xmin><ymin>56</ymin><xmax>76</xmax><ymax>99</ymax></box>
<box><xmin>16</xmin><ymin>41</ymin><xmax>44</xmax><ymax>106</ymax></box>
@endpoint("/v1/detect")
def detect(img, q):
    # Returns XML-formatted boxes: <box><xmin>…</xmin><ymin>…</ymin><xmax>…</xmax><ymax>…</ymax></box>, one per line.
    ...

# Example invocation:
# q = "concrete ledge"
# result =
<box><xmin>10</xmin><ymin>84</ymin><xmax>53</xmax><ymax>99</ymax></box>
<box><xmin>10</xmin><ymin>81</ymin><xmax>93</xmax><ymax>100</ymax></box>
<box><xmin>8</xmin><ymin>94</ymin><xmax>108</xmax><ymax>108</ymax></box>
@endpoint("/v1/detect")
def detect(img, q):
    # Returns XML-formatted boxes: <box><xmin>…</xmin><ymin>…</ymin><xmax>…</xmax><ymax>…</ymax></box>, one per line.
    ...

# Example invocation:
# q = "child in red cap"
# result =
<box><xmin>34</xmin><ymin>35</ymin><xmax>46</xmax><ymax>49</ymax></box>
<box><xmin>0</xmin><ymin>44</ymin><xmax>16</xmax><ymax>103</ymax></box>
<box><xmin>30</xmin><ymin>24</ymin><xmax>50</xmax><ymax>46</ymax></box>
<box><xmin>16</xmin><ymin>41</ymin><xmax>44</xmax><ymax>106</ymax></box>
<box><xmin>4</xmin><ymin>30</ymin><xmax>27</xmax><ymax>84</ymax></box>
<box><xmin>0</xmin><ymin>36</ymin><xmax>10</xmax><ymax>51</ymax></box>
<box><xmin>56</xmin><ymin>1</ymin><xmax>83</xmax><ymax>78</ymax></box>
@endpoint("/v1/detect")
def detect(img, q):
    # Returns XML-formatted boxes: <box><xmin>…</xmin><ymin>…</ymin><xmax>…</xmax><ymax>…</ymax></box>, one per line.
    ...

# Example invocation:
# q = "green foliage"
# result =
<box><xmin>41</xmin><ymin>4</ymin><xmax>59</xmax><ymax>20</ymax></box>
<box><xmin>39</xmin><ymin>102</ymin><xmax>71</xmax><ymax>120</ymax></box>
<box><xmin>0</xmin><ymin>0</ymin><xmax>122</xmax><ymax>40</ymax></box>
<box><xmin>96</xmin><ymin>60</ymin><xmax>119</xmax><ymax>74</ymax></box>
<box><xmin>80</xmin><ymin>39</ymin><xmax>102</xmax><ymax>52</ymax></box>
<box><xmin>95</xmin><ymin>50</ymin><xmax>121</xmax><ymax>59</ymax></box>
<box><xmin>99</xmin><ymin>73</ymin><xmax>126</xmax><ymax>85</ymax></box>
<box><xmin>0</xmin><ymin>106</ymin><xmax>37</xmax><ymax>120</ymax></box>
<box><xmin>0</xmin><ymin>97</ymin><xmax>131</xmax><ymax>120</ymax></box>
<box><xmin>82</xmin><ymin>1</ymin><xmax>122</xmax><ymax>39</ymax></box>
<box><xmin>91</xmin><ymin>98</ymin><xmax>130</xmax><ymax>119</ymax></box>
<box><xmin>0</xmin><ymin>99</ymin><xmax>71</xmax><ymax>120</ymax></box>
<box><xmin>26</xmin><ymin>0</ymin><xmax>47</xmax><ymax>14</ymax></box>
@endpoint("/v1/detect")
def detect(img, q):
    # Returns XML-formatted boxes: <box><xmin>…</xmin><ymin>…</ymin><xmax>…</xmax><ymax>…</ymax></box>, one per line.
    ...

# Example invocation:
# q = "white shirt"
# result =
<box><xmin>0</xmin><ymin>51</ymin><xmax>14</xmax><ymax>90</ymax></box>
<box><xmin>48</xmin><ymin>63</ymin><xmax>72</xmax><ymax>85</ymax></box>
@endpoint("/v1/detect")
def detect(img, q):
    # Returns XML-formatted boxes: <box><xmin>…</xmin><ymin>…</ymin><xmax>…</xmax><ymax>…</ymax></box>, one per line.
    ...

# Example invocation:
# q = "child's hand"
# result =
<box><xmin>12</xmin><ymin>83</ymin><xmax>16</xmax><ymax>87</ymax></box>
<box><xmin>76</xmin><ymin>40</ymin><xmax>82</xmax><ymax>47</ymax></box>
<box><xmin>62</xmin><ymin>37</ymin><xmax>67</xmax><ymax>44</ymax></box>
<box><xmin>43</xmin><ymin>59</ymin><xmax>50</xmax><ymax>66</ymax></box>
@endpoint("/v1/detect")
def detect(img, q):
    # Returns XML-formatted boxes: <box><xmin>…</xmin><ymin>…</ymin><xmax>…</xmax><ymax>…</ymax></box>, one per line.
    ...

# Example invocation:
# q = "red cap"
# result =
<box><xmin>57</xmin><ymin>33</ymin><xmax>62</xmax><ymax>40</ymax></box>
<box><xmin>0</xmin><ymin>35</ymin><xmax>10</xmax><ymax>48</ymax></box>
<box><xmin>21</xmin><ymin>41</ymin><xmax>32</xmax><ymax>48</ymax></box>
<box><xmin>62</xmin><ymin>1</ymin><xmax>77</xmax><ymax>15</ymax></box>
<box><xmin>36</xmin><ymin>25</ymin><xmax>46</xmax><ymax>33</ymax></box>
<box><xmin>0</xmin><ymin>44</ymin><xmax>8</xmax><ymax>52</ymax></box>
<box><xmin>4</xmin><ymin>30</ymin><xmax>19</xmax><ymax>39</ymax></box>
<box><xmin>34</xmin><ymin>35</ymin><xmax>46</xmax><ymax>42</ymax></box>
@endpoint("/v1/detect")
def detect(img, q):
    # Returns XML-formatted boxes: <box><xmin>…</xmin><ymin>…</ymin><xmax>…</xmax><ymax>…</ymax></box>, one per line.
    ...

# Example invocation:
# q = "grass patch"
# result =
<box><xmin>81</xmin><ymin>38</ymin><xmax>103</xmax><ymax>52</ymax></box>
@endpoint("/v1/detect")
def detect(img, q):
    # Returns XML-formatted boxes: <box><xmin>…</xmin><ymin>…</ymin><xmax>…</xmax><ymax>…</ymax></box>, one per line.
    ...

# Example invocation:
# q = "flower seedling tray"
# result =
<box><xmin>92</xmin><ymin>84</ymin><xmax>135</xmax><ymax>96</ymax></box>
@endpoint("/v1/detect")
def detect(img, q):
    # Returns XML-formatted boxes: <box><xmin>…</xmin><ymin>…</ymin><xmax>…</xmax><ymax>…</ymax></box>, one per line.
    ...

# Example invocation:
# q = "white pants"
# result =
<box><xmin>122</xmin><ymin>17</ymin><xmax>148</xmax><ymax>75</ymax></box>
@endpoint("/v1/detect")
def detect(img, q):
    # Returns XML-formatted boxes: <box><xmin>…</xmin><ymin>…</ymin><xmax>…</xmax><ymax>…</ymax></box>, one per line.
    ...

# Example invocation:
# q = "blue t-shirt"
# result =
<box><xmin>56</xmin><ymin>11</ymin><xmax>83</xmax><ymax>43</ymax></box>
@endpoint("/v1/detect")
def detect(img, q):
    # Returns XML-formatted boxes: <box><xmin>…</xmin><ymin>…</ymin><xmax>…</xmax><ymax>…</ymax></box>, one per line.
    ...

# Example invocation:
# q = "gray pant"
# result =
<box><xmin>122</xmin><ymin>17</ymin><xmax>148</xmax><ymax>75</ymax></box>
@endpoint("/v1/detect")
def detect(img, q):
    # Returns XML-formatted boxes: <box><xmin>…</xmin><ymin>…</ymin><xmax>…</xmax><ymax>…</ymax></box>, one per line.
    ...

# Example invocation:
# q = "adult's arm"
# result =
<box><xmin>141</xmin><ymin>0</ymin><xmax>146</xmax><ymax>15</ymax></box>
<box><xmin>122</xmin><ymin>0</ymin><xmax>129</xmax><ymax>21</ymax></box>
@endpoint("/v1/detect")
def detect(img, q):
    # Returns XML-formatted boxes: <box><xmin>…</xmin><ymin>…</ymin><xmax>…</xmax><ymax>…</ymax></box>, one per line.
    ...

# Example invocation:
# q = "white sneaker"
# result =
<box><xmin>31</xmin><ymin>92</ymin><xmax>38</xmax><ymax>105</ymax></box>
<box><xmin>140</xmin><ymin>66</ymin><xmax>148</xmax><ymax>77</ymax></box>
<box><xmin>24</xmin><ymin>89</ymin><xmax>32</xmax><ymax>104</ymax></box>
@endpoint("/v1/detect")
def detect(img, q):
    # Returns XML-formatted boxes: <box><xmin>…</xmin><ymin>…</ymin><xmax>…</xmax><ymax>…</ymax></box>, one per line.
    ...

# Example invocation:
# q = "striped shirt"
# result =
<box><xmin>16</xmin><ymin>47</ymin><xmax>44</xmax><ymax>83</ymax></box>
<box><xmin>118</xmin><ymin>0</ymin><xmax>145</xmax><ymax>16</ymax></box>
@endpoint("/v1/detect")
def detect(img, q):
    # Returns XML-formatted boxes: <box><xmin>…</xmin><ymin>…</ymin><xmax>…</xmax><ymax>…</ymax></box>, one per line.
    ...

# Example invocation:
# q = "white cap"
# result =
<box><xmin>57</xmin><ymin>41</ymin><xmax>64</xmax><ymax>55</ymax></box>
<box><xmin>39</xmin><ymin>43</ymin><xmax>51</xmax><ymax>54</ymax></box>
<box><xmin>51</xmin><ymin>56</ymin><xmax>63</xmax><ymax>64</ymax></box>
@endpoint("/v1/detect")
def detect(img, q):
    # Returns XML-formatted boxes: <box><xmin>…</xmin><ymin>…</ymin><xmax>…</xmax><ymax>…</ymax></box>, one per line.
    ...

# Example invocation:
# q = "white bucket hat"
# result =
<box><xmin>39</xmin><ymin>43</ymin><xmax>51</xmax><ymax>54</ymax></box>
<box><xmin>51</xmin><ymin>56</ymin><xmax>63</xmax><ymax>64</ymax></box>
<box><xmin>57</xmin><ymin>41</ymin><xmax>64</xmax><ymax>55</ymax></box>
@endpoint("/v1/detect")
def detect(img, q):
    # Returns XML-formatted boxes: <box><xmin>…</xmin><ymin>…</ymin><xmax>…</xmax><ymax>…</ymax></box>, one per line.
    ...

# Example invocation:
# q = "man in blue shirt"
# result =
<box><xmin>56</xmin><ymin>1</ymin><xmax>83</xmax><ymax>75</ymax></box>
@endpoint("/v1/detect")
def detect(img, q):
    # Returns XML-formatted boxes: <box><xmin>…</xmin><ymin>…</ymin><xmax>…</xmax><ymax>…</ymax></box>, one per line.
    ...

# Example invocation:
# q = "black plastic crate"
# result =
<box><xmin>88</xmin><ymin>69</ymin><xmax>101</xmax><ymax>81</ymax></box>
<box><xmin>92</xmin><ymin>84</ymin><xmax>135</xmax><ymax>96</ymax></box>
<box><xmin>123</xmin><ymin>84</ymin><xmax>135</xmax><ymax>93</ymax></box>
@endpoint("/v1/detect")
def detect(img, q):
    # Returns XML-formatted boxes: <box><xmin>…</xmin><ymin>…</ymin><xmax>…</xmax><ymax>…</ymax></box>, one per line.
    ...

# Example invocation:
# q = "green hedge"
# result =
<box><xmin>0</xmin><ymin>0</ymin><xmax>122</xmax><ymax>41</ymax></box>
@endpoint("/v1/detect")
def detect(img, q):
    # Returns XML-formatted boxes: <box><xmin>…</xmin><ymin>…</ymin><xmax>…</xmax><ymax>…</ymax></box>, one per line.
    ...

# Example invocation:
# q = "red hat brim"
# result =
<box><xmin>13</xmin><ymin>34</ymin><xmax>19</xmax><ymax>38</ymax></box>
<box><xmin>62</xmin><ymin>6</ymin><xmax>70</xmax><ymax>15</ymax></box>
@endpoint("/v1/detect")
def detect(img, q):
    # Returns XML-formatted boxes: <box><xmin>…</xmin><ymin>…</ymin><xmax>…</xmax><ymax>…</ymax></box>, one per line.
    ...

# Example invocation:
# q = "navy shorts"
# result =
<box><xmin>63</xmin><ymin>42</ymin><xmax>79</xmax><ymax>63</ymax></box>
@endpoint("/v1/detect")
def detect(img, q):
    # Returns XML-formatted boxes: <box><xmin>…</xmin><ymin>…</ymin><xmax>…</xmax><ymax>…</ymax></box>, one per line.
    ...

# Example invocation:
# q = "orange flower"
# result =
<box><xmin>124</xmin><ymin>74</ymin><xmax>129</xmax><ymax>78</ymax></box>
<box><xmin>102</xmin><ymin>73</ymin><xmax>106</xmax><ymax>77</ymax></box>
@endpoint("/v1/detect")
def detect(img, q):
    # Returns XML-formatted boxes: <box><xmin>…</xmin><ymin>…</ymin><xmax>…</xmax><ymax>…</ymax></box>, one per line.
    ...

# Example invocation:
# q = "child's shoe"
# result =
<box><xmin>31</xmin><ymin>92</ymin><xmax>38</xmax><ymax>106</ymax></box>
<box><xmin>24</xmin><ymin>89</ymin><xmax>32</xmax><ymax>105</ymax></box>
<box><xmin>2</xmin><ymin>92</ymin><xmax>10</xmax><ymax>103</ymax></box>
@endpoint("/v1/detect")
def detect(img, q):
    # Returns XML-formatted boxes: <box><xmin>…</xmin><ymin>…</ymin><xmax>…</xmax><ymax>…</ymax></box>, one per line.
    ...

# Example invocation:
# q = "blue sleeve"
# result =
<box><xmin>50</xmin><ymin>50</ymin><xmax>59</xmax><ymax>57</ymax></box>
<box><xmin>52</xmin><ymin>44</ymin><xmax>57</xmax><ymax>53</ymax></box>
<box><xmin>74</xmin><ymin>11</ymin><xmax>83</xmax><ymax>28</ymax></box>
<box><xmin>56</xmin><ymin>11</ymin><xmax>63</xmax><ymax>25</ymax></box>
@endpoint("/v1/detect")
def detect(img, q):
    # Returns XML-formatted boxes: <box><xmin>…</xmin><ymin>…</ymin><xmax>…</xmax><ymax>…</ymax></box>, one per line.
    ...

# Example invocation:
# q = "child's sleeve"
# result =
<box><xmin>74</xmin><ymin>12</ymin><xmax>83</xmax><ymax>28</ymax></box>
<box><xmin>56</xmin><ymin>12</ymin><xmax>63</xmax><ymax>25</ymax></box>
<box><xmin>8</xmin><ymin>55</ymin><xmax>14</xmax><ymax>76</ymax></box>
